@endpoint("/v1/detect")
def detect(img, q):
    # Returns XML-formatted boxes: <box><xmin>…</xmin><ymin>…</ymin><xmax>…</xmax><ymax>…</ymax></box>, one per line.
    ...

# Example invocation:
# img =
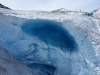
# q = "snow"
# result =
<box><xmin>0</xmin><ymin>8</ymin><xmax>100</xmax><ymax>75</ymax></box>
<box><xmin>93</xmin><ymin>8</ymin><xmax>100</xmax><ymax>19</ymax></box>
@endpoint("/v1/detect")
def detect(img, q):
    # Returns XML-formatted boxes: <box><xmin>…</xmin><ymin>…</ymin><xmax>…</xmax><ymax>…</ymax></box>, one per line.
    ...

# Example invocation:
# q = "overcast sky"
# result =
<box><xmin>0</xmin><ymin>0</ymin><xmax>100</xmax><ymax>11</ymax></box>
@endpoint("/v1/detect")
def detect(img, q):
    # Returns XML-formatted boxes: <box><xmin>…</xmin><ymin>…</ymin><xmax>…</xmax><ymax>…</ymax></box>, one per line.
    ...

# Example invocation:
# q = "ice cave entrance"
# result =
<box><xmin>21</xmin><ymin>19</ymin><xmax>78</xmax><ymax>53</ymax></box>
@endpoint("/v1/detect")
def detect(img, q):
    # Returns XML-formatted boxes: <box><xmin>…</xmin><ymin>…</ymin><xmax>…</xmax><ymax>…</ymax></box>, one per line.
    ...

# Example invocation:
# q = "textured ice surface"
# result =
<box><xmin>0</xmin><ymin>45</ymin><xmax>38</xmax><ymax>75</ymax></box>
<box><xmin>0</xmin><ymin>8</ymin><xmax>100</xmax><ymax>75</ymax></box>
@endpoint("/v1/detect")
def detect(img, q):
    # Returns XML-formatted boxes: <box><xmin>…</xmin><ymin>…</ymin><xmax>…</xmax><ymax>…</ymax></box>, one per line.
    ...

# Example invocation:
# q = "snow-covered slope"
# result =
<box><xmin>0</xmin><ymin>8</ymin><xmax>100</xmax><ymax>75</ymax></box>
<box><xmin>93</xmin><ymin>8</ymin><xmax>100</xmax><ymax>19</ymax></box>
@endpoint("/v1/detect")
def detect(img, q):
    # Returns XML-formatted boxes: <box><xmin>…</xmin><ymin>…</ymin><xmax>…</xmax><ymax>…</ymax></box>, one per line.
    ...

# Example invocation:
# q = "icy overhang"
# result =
<box><xmin>21</xmin><ymin>19</ymin><xmax>78</xmax><ymax>53</ymax></box>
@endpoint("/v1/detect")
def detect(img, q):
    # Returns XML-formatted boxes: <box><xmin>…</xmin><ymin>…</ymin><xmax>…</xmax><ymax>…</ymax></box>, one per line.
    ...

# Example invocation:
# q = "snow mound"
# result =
<box><xmin>93</xmin><ymin>8</ymin><xmax>100</xmax><ymax>18</ymax></box>
<box><xmin>52</xmin><ymin>8</ymin><xmax>69</xmax><ymax>13</ymax></box>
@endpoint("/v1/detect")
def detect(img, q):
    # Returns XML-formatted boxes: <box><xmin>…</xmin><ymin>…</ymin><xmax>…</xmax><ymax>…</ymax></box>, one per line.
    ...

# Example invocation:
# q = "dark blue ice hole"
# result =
<box><xmin>21</xmin><ymin>19</ymin><xmax>78</xmax><ymax>53</ymax></box>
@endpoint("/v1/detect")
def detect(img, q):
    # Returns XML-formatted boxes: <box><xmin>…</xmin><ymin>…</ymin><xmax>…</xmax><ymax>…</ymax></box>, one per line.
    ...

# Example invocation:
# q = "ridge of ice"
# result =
<box><xmin>52</xmin><ymin>8</ymin><xmax>69</xmax><ymax>12</ymax></box>
<box><xmin>93</xmin><ymin>8</ymin><xmax>100</xmax><ymax>19</ymax></box>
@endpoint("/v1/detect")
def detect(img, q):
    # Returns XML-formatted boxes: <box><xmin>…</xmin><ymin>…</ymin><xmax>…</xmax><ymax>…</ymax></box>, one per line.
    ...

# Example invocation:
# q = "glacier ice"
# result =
<box><xmin>0</xmin><ymin>45</ymin><xmax>38</xmax><ymax>75</ymax></box>
<box><xmin>0</xmin><ymin>8</ymin><xmax>100</xmax><ymax>75</ymax></box>
<box><xmin>21</xmin><ymin>19</ymin><xmax>78</xmax><ymax>52</ymax></box>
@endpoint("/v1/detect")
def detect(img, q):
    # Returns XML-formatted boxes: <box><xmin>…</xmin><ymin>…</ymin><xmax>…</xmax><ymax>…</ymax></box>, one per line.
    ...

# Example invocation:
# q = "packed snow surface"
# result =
<box><xmin>0</xmin><ymin>8</ymin><xmax>100</xmax><ymax>75</ymax></box>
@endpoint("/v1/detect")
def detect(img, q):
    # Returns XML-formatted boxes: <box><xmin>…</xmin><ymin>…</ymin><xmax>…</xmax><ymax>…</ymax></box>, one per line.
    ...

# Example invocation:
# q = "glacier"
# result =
<box><xmin>0</xmin><ymin>45</ymin><xmax>38</xmax><ymax>75</ymax></box>
<box><xmin>0</xmin><ymin>8</ymin><xmax>100</xmax><ymax>75</ymax></box>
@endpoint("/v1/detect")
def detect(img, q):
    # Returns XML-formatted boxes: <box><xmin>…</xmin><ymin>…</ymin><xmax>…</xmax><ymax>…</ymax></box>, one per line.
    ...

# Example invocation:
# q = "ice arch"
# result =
<box><xmin>20</xmin><ymin>19</ymin><xmax>79</xmax><ymax>75</ymax></box>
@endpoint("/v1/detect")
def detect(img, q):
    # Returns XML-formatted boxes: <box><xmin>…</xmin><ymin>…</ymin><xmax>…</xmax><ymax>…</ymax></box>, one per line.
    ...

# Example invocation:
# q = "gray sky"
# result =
<box><xmin>0</xmin><ymin>0</ymin><xmax>100</xmax><ymax>11</ymax></box>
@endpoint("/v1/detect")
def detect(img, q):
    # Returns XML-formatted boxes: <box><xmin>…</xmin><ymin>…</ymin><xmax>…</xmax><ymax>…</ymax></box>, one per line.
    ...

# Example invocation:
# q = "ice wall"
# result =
<box><xmin>0</xmin><ymin>45</ymin><xmax>38</xmax><ymax>75</ymax></box>
<box><xmin>21</xmin><ymin>19</ymin><xmax>78</xmax><ymax>52</ymax></box>
<box><xmin>0</xmin><ymin>8</ymin><xmax>100</xmax><ymax>75</ymax></box>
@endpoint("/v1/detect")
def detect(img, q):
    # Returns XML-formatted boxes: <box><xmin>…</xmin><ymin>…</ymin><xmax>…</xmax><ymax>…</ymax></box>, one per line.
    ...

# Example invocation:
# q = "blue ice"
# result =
<box><xmin>21</xmin><ymin>19</ymin><xmax>78</xmax><ymax>53</ymax></box>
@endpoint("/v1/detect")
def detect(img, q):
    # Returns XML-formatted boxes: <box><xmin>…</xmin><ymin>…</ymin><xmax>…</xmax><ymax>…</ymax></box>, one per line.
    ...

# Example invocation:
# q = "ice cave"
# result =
<box><xmin>0</xmin><ymin>7</ymin><xmax>100</xmax><ymax>75</ymax></box>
